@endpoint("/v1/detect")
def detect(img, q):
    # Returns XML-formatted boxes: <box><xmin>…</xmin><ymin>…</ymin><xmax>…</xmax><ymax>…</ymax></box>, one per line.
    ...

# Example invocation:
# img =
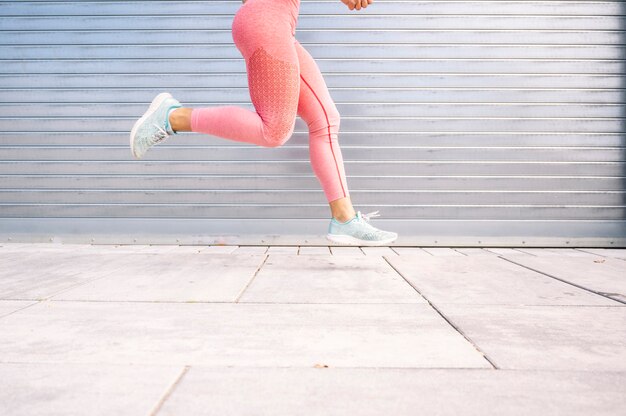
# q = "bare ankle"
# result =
<box><xmin>332</xmin><ymin>211</ymin><xmax>357</xmax><ymax>223</ymax></box>
<box><xmin>329</xmin><ymin>196</ymin><xmax>356</xmax><ymax>222</ymax></box>
<box><xmin>333</xmin><ymin>213</ymin><xmax>356</xmax><ymax>223</ymax></box>
<box><xmin>169</xmin><ymin>107</ymin><xmax>193</xmax><ymax>132</ymax></box>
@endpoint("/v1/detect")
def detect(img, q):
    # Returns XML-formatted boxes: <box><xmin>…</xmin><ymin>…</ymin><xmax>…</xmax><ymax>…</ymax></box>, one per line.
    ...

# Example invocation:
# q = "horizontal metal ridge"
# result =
<box><xmin>0</xmin><ymin>1</ymin><xmax>621</xmax><ymax>17</ymax></box>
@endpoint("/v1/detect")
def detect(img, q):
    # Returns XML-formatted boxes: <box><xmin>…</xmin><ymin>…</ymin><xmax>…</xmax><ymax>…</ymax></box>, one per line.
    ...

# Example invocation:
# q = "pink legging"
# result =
<box><xmin>189</xmin><ymin>0</ymin><xmax>349</xmax><ymax>203</ymax></box>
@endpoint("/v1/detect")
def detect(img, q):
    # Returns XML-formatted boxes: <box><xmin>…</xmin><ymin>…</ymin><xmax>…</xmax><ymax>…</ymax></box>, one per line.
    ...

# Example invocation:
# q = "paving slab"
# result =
<box><xmin>0</xmin><ymin>302</ymin><xmax>490</xmax><ymax>368</ymax></box>
<box><xmin>501</xmin><ymin>255</ymin><xmax>626</xmax><ymax>303</ymax></box>
<box><xmin>0</xmin><ymin>243</ymin><xmax>95</xmax><ymax>254</ymax></box>
<box><xmin>385</xmin><ymin>255</ymin><xmax>616</xmax><ymax>306</ymax></box>
<box><xmin>53</xmin><ymin>254</ymin><xmax>266</xmax><ymax>302</ymax></box>
<box><xmin>239</xmin><ymin>255</ymin><xmax>422</xmax><ymax>304</ymax></box>
<box><xmin>329</xmin><ymin>246</ymin><xmax>363</xmax><ymax>256</ymax></box>
<box><xmin>422</xmin><ymin>247</ymin><xmax>466</xmax><ymax>256</ymax></box>
<box><xmin>0</xmin><ymin>362</ymin><xmax>183</xmax><ymax>416</ymax></box>
<box><xmin>158</xmin><ymin>368</ymin><xmax>626</xmax><ymax>416</ymax></box>
<box><xmin>514</xmin><ymin>248</ymin><xmax>604</xmax><ymax>258</ymax></box>
<box><xmin>0</xmin><ymin>300</ymin><xmax>37</xmax><ymax>318</ymax></box>
<box><xmin>391</xmin><ymin>247</ymin><xmax>432</xmax><ymax>257</ymax></box>
<box><xmin>298</xmin><ymin>246</ymin><xmax>332</xmax><ymax>255</ymax></box>
<box><xmin>452</xmin><ymin>248</ymin><xmax>500</xmax><ymax>257</ymax></box>
<box><xmin>266</xmin><ymin>246</ymin><xmax>299</xmax><ymax>255</ymax></box>
<box><xmin>232</xmin><ymin>246</ymin><xmax>269</xmax><ymax>254</ymax></box>
<box><xmin>441</xmin><ymin>305</ymin><xmax>626</xmax><ymax>371</ymax></box>
<box><xmin>73</xmin><ymin>244</ymin><xmax>151</xmax><ymax>253</ymax></box>
<box><xmin>0</xmin><ymin>251</ymin><xmax>41</xmax><ymax>267</ymax></box>
<box><xmin>159</xmin><ymin>245</ymin><xmax>207</xmax><ymax>253</ymax></box>
<box><xmin>0</xmin><ymin>243</ymin><xmax>33</xmax><ymax>249</ymax></box>
<box><xmin>199</xmin><ymin>245</ymin><xmax>238</xmax><ymax>254</ymax></box>
<box><xmin>484</xmin><ymin>248</ymin><xmax>531</xmax><ymax>256</ymax></box>
<box><xmin>360</xmin><ymin>247</ymin><xmax>397</xmax><ymax>256</ymax></box>
<box><xmin>0</xmin><ymin>252</ymin><xmax>138</xmax><ymax>300</ymax></box>
<box><xmin>129</xmin><ymin>245</ymin><xmax>207</xmax><ymax>254</ymax></box>
<box><xmin>577</xmin><ymin>248</ymin><xmax>626</xmax><ymax>260</ymax></box>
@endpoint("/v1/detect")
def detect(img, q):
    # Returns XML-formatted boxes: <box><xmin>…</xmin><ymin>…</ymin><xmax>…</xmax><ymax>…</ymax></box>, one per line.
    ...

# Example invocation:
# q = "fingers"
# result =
<box><xmin>345</xmin><ymin>0</ymin><xmax>372</xmax><ymax>11</ymax></box>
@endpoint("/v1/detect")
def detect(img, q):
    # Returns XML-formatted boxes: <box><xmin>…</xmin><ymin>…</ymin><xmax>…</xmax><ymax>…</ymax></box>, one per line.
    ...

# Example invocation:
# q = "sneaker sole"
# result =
<box><xmin>130</xmin><ymin>92</ymin><xmax>173</xmax><ymax>159</ymax></box>
<box><xmin>326</xmin><ymin>233</ymin><xmax>397</xmax><ymax>247</ymax></box>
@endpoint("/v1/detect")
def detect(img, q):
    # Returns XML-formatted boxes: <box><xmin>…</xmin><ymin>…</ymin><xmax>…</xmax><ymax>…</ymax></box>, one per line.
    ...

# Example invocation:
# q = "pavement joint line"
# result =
<box><xmin>498</xmin><ymin>256</ymin><xmax>626</xmax><ymax>306</ymax></box>
<box><xmin>433</xmin><ymin>303</ymin><xmax>626</xmax><ymax>308</ymax></box>
<box><xmin>510</xmin><ymin>248</ymin><xmax>547</xmax><ymax>256</ymax></box>
<box><xmin>0</xmin><ymin>300</ymin><xmax>41</xmax><ymax>320</ymax></box>
<box><xmin>234</xmin><ymin>253</ymin><xmax>269</xmax><ymax>303</ymax></box>
<box><xmin>483</xmin><ymin>247</ymin><xmax>538</xmax><ymax>256</ymax></box>
<box><xmin>520</xmin><ymin>248</ymin><xmax>605</xmax><ymax>257</ymax></box>
<box><xmin>148</xmin><ymin>365</ymin><xmax>190</xmax><ymax>416</ymax></box>
<box><xmin>574</xmin><ymin>248</ymin><xmax>626</xmax><ymax>261</ymax></box>
<box><xmin>381</xmin><ymin>255</ymin><xmax>499</xmax><ymax>370</ymax></box>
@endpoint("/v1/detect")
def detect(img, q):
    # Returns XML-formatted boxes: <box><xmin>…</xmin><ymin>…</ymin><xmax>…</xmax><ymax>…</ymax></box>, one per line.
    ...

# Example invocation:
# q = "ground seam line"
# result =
<box><xmin>382</xmin><ymin>255</ymin><xmax>499</xmax><ymax>370</ymax></box>
<box><xmin>148</xmin><ymin>365</ymin><xmax>190</xmax><ymax>416</ymax></box>
<box><xmin>574</xmin><ymin>248</ymin><xmax>626</xmax><ymax>262</ymax></box>
<box><xmin>234</xmin><ymin>253</ymin><xmax>269</xmax><ymax>303</ymax></box>
<box><xmin>499</xmin><ymin>256</ymin><xmax>626</xmax><ymax>306</ymax></box>
<box><xmin>0</xmin><ymin>301</ymin><xmax>41</xmax><ymax>320</ymax></box>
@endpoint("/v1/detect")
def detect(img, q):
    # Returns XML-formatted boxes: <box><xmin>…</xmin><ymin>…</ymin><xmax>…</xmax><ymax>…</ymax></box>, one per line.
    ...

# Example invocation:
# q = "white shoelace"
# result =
<box><xmin>361</xmin><ymin>210</ymin><xmax>381</xmax><ymax>222</ymax></box>
<box><xmin>150</xmin><ymin>123</ymin><xmax>169</xmax><ymax>144</ymax></box>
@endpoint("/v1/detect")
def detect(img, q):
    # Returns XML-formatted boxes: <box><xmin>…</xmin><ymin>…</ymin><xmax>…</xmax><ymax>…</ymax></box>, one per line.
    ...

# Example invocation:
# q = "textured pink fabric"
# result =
<box><xmin>190</xmin><ymin>0</ymin><xmax>349</xmax><ymax>202</ymax></box>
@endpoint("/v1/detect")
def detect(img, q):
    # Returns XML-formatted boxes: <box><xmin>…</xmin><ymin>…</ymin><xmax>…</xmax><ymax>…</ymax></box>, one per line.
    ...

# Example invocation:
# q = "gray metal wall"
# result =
<box><xmin>0</xmin><ymin>1</ymin><xmax>624</xmax><ymax>246</ymax></box>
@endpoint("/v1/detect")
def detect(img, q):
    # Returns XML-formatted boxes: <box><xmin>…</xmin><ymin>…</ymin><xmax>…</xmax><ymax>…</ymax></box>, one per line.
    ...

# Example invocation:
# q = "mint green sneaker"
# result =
<box><xmin>130</xmin><ymin>92</ymin><xmax>182</xmax><ymax>159</ymax></box>
<box><xmin>326</xmin><ymin>210</ymin><xmax>398</xmax><ymax>246</ymax></box>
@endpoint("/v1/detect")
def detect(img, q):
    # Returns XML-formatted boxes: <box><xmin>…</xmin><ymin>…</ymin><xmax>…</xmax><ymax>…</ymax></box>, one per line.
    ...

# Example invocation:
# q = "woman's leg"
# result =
<box><xmin>294</xmin><ymin>40</ymin><xmax>356</xmax><ymax>222</ymax></box>
<box><xmin>172</xmin><ymin>1</ymin><xmax>301</xmax><ymax>148</ymax></box>
<box><xmin>170</xmin><ymin>39</ymin><xmax>358</xmax><ymax>222</ymax></box>
<box><xmin>167</xmin><ymin>0</ymin><xmax>356</xmax><ymax>222</ymax></box>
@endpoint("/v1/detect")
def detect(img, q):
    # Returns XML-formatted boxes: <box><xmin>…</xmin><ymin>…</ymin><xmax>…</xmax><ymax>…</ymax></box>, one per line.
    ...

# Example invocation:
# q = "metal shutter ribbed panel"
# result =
<box><xmin>0</xmin><ymin>1</ymin><xmax>624</xmax><ymax>246</ymax></box>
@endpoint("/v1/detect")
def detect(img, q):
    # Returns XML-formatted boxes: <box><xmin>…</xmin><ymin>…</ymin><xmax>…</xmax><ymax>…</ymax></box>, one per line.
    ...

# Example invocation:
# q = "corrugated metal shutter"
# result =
<box><xmin>0</xmin><ymin>1</ymin><xmax>624</xmax><ymax>246</ymax></box>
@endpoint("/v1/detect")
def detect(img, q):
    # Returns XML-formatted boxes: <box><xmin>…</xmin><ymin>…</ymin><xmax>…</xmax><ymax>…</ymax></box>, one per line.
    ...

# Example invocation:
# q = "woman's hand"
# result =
<box><xmin>341</xmin><ymin>0</ymin><xmax>373</xmax><ymax>11</ymax></box>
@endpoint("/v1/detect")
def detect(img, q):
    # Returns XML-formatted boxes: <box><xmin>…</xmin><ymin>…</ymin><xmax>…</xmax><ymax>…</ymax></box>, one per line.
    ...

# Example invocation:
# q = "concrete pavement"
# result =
<box><xmin>0</xmin><ymin>244</ymin><xmax>624</xmax><ymax>415</ymax></box>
